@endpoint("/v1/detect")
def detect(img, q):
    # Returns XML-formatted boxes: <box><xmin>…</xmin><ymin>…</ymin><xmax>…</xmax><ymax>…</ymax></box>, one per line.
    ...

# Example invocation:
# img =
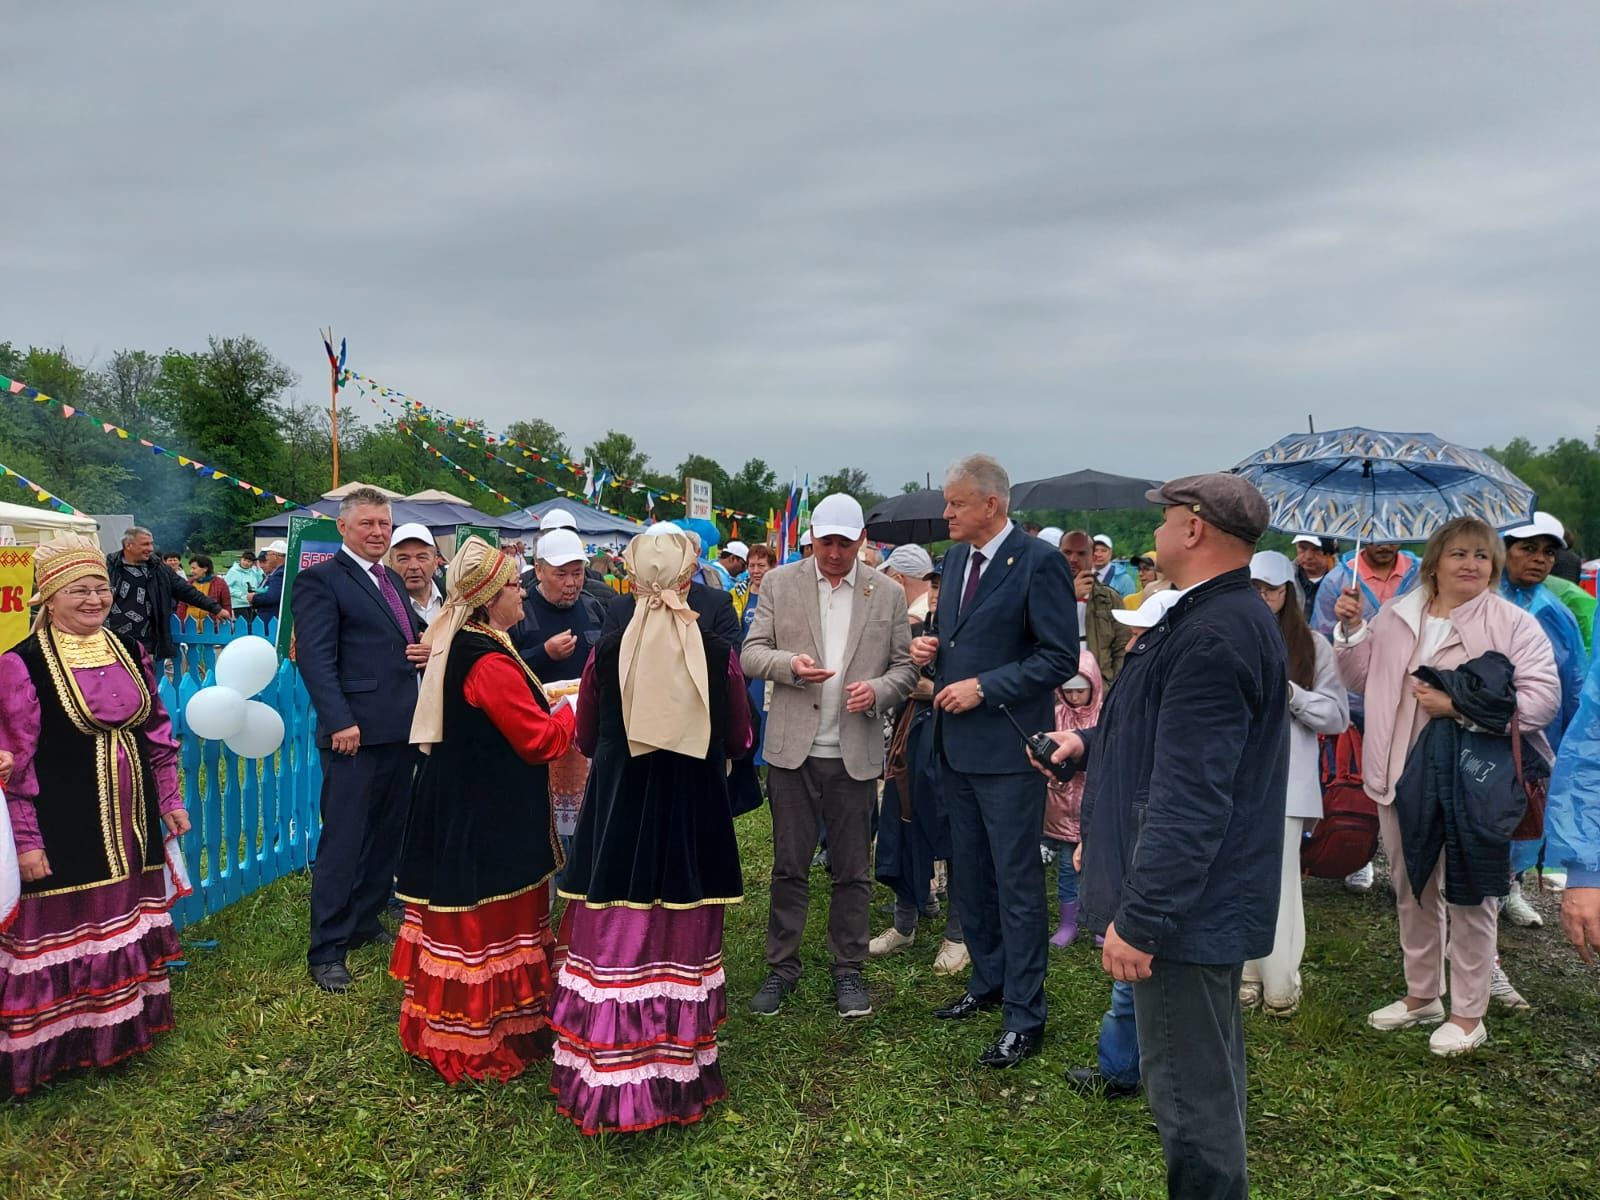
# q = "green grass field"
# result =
<box><xmin>3</xmin><ymin>816</ymin><xmax>1598</xmax><ymax>1200</ymax></box>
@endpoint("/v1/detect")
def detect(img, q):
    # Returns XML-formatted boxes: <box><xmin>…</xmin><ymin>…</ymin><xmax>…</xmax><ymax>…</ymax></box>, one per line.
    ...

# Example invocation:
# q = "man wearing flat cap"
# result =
<box><xmin>1042</xmin><ymin>472</ymin><xmax>1289</xmax><ymax>1200</ymax></box>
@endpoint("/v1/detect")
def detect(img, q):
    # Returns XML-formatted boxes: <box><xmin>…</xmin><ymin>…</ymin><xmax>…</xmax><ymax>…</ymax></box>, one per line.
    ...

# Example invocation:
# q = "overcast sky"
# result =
<box><xmin>4</xmin><ymin>3</ymin><xmax>1599</xmax><ymax>496</ymax></box>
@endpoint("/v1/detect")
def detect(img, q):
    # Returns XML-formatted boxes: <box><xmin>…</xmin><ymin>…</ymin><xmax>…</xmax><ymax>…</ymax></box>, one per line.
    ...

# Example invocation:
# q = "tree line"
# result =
<box><xmin>2</xmin><ymin>337</ymin><xmax>1596</xmax><ymax>558</ymax></box>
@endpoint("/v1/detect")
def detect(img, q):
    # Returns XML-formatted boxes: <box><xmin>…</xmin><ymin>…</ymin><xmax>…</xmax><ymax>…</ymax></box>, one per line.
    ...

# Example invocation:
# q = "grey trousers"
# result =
<box><xmin>1134</xmin><ymin>959</ymin><xmax>1249</xmax><ymax>1200</ymax></box>
<box><xmin>766</xmin><ymin>757</ymin><xmax>875</xmax><ymax>980</ymax></box>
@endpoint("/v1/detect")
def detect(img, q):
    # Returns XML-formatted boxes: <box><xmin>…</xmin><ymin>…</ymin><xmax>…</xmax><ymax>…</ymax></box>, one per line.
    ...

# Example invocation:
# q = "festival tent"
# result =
<box><xmin>521</xmin><ymin>498</ymin><xmax>647</xmax><ymax>552</ymax></box>
<box><xmin>250</xmin><ymin>490</ymin><xmax>538</xmax><ymax>553</ymax></box>
<box><xmin>0</xmin><ymin>500</ymin><xmax>101</xmax><ymax>545</ymax></box>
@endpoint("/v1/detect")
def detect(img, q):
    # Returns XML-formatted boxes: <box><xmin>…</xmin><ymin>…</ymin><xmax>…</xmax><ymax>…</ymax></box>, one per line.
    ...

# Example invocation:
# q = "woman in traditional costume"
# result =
<box><xmin>550</xmin><ymin>529</ymin><xmax>751</xmax><ymax>1134</ymax></box>
<box><xmin>389</xmin><ymin>537</ymin><xmax>577</xmax><ymax>1085</ymax></box>
<box><xmin>0</xmin><ymin>535</ymin><xmax>191</xmax><ymax>1098</ymax></box>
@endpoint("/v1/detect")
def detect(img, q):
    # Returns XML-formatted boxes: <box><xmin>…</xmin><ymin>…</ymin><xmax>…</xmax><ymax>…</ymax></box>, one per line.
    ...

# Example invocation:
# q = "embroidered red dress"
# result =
<box><xmin>389</xmin><ymin>627</ymin><xmax>575</xmax><ymax>1085</ymax></box>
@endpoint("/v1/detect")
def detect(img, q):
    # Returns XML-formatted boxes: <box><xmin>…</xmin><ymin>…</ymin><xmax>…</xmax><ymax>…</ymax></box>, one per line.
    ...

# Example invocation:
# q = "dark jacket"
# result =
<box><xmin>1077</xmin><ymin>568</ymin><xmax>1290</xmax><ymax>964</ymax></box>
<box><xmin>511</xmin><ymin>581</ymin><xmax>606</xmax><ymax>683</ymax></box>
<box><xmin>105</xmin><ymin>549</ymin><xmax>222</xmax><ymax>660</ymax></box>
<box><xmin>1395</xmin><ymin>651</ymin><xmax>1548</xmax><ymax>906</ymax></box>
<box><xmin>290</xmin><ymin>551</ymin><xmax>425</xmax><ymax>748</ymax></box>
<box><xmin>250</xmin><ymin>566</ymin><xmax>285</xmax><ymax>618</ymax></box>
<box><xmin>600</xmin><ymin>582</ymin><xmax>741</xmax><ymax>648</ymax></box>
<box><xmin>583</xmin><ymin>568</ymin><xmax>620</xmax><ymax>611</ymax></box>
<box><xmin>929</xmin><ymin>525</ymin><xmax>1079</xmax><ymax>774</ymax></box>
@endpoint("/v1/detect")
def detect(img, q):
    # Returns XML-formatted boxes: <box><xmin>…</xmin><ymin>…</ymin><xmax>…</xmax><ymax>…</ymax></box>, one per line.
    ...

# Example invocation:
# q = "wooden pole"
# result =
<box><xmin>323</xmin><ymin>326</ymin><xmax>341</xmax><ymax>489</ymax></box>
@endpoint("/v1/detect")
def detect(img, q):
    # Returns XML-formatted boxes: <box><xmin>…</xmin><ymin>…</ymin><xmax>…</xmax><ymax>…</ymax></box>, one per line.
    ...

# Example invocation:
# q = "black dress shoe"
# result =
<box><xmin>350</xmin><ymin>928</ymin><xmax>396</xmax><ymax>951</ymax></box>
<box><xmin>932</xmin><ymin>989</ymin><xmax>1004</xmax><ymax>1020</ymax></box>
<box><xmin>310</xmin><ymin>961</ymin><xmax>353</xmax><ymax>993</ymax></box>
<box><xmin>978</xmin><ymin>1029</ymin><xmax>1041</xmax><ymax>1069</ymax></box>
<box><xmin>1064</xmin><ymin>1066</ymin><xmax>1141</xmax><ymax>1100</ymax></box>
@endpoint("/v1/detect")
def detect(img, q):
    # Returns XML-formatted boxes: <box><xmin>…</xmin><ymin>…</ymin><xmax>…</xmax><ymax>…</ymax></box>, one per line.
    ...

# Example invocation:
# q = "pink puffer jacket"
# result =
<box><xmin>1335</xmin><ymin>587</ymin><xmax>1558</xmax><ymax>806</ymax></box>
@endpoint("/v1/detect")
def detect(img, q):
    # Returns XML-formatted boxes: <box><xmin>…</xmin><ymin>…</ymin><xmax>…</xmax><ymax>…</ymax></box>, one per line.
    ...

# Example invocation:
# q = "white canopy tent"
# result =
<box><xmin>0</xmin><ymin>501</ymin><xmax>101</xmax><ymax>546</ymax></box>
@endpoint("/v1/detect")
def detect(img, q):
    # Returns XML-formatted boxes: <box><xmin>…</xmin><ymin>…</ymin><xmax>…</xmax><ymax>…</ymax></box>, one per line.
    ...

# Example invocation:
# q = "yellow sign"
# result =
<box><xmin>0</xmin><ymin>547</ymin><xmax>35</xmax><ymax>654</ymax></box>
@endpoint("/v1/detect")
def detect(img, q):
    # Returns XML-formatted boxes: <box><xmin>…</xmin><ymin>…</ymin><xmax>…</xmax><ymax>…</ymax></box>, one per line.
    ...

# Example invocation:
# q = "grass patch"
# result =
<box><xmin>2</xmin><ymin>817</ymin><xmax>1598</xmax><ymax>1199</ymax></box>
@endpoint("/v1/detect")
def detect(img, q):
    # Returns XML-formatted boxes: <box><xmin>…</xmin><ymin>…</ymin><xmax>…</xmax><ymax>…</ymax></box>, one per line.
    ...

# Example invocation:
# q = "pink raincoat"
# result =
<box><xmin>1044</xmin><ymin>650</ymin><xmax>1104</xmax><ymax>844</ymax></box>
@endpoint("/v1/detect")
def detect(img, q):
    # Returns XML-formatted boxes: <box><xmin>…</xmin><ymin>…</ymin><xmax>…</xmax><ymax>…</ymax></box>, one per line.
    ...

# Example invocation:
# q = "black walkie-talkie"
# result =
<box><xmin>999</xmin><ymin>704</ymin><xmax>1075</xmax><ymax>782</ymax></box>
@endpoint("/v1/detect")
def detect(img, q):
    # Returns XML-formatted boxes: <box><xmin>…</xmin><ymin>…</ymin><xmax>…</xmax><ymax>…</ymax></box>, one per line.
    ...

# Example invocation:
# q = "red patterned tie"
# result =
<box><xmin>370</xmin><ymin>563</ymin><xmax>417</xmax><ymax>644</ymax></box>
<box><xmin>960</xmin><ymin>550</ymin><xmax>986</xmax><ymax>616</ymax></box>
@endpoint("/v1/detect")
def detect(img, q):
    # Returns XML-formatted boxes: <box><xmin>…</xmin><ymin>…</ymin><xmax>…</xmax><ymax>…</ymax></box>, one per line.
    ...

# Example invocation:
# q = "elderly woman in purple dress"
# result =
<box><xmin>0</xmin><ymin>536</ymin><xmax>190</xmax><ymax>1098</ymax></box>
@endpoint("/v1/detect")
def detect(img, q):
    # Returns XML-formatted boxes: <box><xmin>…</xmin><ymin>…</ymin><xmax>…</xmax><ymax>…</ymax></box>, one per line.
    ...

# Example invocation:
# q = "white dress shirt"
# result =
<box><xmin>341</xmin><ymin>544</ymin><xmax>384</xmax><ymax>589</ymax></box>
<box><xmin>809</xmin><ymin>559</ymin><xmax>857</xmax><ymax>757</ymax></box>
<box><xmin>410</xmin><ymin>582</ymin><xmax>444</xmax><ymax>624</ymax></box>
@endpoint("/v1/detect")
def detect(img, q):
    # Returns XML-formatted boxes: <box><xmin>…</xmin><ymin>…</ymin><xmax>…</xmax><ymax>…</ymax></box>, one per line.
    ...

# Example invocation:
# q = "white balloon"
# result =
<box><xmin>214</xmin><ymin>635</ymin><xmax>279</xmax><ymax>699</ymax></box>
<box><xmin>185</xmin><ymin>685</ymin><xmax>247</xmax><ymax>740</ymax></box>
<box><xmin>224</xmin><ymin>701</ymin><xmax>285</xmax><ymax>760</ymax></box>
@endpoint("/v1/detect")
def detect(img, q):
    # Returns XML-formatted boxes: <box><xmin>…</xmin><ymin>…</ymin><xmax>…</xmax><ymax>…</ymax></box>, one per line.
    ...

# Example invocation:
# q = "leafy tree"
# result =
<box><xmin>503</xmin><ymin>418</ymin><xmax>571</xmax><ymax>462</ymax></box>
<box><xmin>814</xmin><ymin>467</ymin><xmax>884</xmax><ymax>511</ymax></box>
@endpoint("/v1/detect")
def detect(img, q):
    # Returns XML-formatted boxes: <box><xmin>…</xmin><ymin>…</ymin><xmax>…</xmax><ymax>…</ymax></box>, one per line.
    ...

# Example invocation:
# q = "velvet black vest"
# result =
<box><xmin>394</xmin><ymin>630</ymin><xmax>561</xmax><ymax>910</ymax></box>
<box><xmin>14</xmin><ymin>631</ymin><xmax>165</xmax><ymax>896</ymax></box>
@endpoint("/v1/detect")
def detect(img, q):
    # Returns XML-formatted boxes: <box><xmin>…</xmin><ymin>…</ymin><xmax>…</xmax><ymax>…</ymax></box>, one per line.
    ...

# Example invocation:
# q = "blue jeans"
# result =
<box><xmin>1097</xmin><ymin>980</ymin><xmax>1140</xmax><ymax>1087</ymax></box>
<box><xmin>1044</xmin><ymin>838</ymin><xmax>1079</xmax><ymax>904</ymax></box>
<box><xmin>1134</xmin><ymin>959</ymin><xmax>1249</xmax><ymax>1200</ymax></box>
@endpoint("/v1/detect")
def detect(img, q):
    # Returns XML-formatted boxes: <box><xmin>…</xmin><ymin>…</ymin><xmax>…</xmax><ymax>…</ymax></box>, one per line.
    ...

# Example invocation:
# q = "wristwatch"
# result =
<box><xmin>974</xmin><ymin>678</ymin><xmax>985</xmax><ymax>702</ymax></box>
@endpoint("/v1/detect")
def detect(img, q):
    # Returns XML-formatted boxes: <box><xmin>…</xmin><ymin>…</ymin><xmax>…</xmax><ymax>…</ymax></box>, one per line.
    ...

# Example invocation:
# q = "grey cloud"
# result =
<box><xmin>4</xmin><ymin>1</ymin><xmax>1599</xmax><ymax>498</ymax></box>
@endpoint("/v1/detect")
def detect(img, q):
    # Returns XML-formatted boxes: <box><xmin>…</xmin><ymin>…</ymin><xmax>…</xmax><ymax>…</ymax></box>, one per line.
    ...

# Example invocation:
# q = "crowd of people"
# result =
<box><xmin>2</xmin><ymin>464</ymin><xmax>1598</xmax><ymax>1199</ymax></box>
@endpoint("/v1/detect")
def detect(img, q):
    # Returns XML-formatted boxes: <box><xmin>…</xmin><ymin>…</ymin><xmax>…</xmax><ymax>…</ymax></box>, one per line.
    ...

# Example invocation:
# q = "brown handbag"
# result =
<box><xmin>1508</xmin><ymin>714</ymin><xmax>1548</xmax><ymax>842</ymax></box>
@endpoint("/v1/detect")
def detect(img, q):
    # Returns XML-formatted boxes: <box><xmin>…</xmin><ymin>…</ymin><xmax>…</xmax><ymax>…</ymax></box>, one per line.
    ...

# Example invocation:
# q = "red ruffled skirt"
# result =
<box><xmin>548</xmin><ymin>900</ymin><xmax>728</xmax><ymax>1134</ymax></box>
<box><xmin>388</xmin><ymin>885</ymin><xmax>556</xmax><ymax>1085</ymax></box>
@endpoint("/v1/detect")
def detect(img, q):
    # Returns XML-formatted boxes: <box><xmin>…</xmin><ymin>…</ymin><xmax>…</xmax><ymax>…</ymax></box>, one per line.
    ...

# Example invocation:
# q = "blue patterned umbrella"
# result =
<box><xmin>1232</xmin><ymin>428</ymin><xmax>1536</xmax><ymax>545</ymax></box>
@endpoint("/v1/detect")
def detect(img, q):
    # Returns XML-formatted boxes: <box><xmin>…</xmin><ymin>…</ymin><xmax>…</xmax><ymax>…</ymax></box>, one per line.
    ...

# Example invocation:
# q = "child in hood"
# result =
<box><xmin>1043</xmin><ymin>650</ymin><xmax>1104</xmax><ymax>949</ymax></box>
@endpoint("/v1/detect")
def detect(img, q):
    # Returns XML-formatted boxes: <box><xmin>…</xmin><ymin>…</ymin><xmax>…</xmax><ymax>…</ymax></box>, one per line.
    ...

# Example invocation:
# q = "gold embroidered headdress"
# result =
<box><xmin>31</xmin><ymin>534</ymin><xmax>107</xmax><ymax>608</ymax></box>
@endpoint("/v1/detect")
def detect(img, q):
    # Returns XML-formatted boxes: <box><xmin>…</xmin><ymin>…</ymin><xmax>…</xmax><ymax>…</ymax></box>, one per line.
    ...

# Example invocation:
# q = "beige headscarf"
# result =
<box><xmin>619</xmin><ymin>531</ymin><xmax>710</xmax><ymax>758</ymax></box>
<box><xmin>410</xmin><ymin>535</ymin><xmax>521</xmax><ymax>754</ymax></box>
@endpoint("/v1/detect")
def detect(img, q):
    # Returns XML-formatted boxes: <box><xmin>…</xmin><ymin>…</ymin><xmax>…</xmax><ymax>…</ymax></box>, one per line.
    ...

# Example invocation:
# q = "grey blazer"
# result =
<box><xmin>741</xmin><ymin>560</ymin><xmax>919</xmax><ymax>780</ymax></box>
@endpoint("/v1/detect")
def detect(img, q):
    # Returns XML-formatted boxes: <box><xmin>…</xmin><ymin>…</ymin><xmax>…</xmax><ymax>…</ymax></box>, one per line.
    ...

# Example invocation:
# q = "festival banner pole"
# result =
<box><xmin>321</xmin><ymin>329</ymin><xmax>346</xmax><ymax>489</ymax></box>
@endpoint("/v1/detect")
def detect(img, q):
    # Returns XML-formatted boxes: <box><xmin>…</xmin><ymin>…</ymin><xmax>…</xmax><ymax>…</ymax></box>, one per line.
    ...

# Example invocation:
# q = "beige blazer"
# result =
<box><xmin>741</xmin><ymin>560</ymin><xmax>920</xmax><ymax>780</ymax></box>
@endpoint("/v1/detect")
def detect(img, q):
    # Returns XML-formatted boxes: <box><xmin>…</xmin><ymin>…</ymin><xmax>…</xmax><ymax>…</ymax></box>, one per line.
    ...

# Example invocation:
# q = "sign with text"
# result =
<box><xmin>275</xmin><ymin>516</ymin><xmax>342</xmax><ymax>658</ymax></box>
<box><xmin>686</xmin><ymin>478</ymin><xmax>713</xmax><ymax>522</ymax></box>
<box><xmin>0</xmin><ymin>547</ymin><xmax>35</xmax><ymax>654</ymax></box>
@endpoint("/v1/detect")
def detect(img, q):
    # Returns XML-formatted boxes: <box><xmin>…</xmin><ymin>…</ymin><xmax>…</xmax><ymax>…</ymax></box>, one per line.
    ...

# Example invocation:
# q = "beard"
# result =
<box><xmin>542</xmin><ymin>590</ymin><xmax>579</xmax><ymax>610</ymax></box>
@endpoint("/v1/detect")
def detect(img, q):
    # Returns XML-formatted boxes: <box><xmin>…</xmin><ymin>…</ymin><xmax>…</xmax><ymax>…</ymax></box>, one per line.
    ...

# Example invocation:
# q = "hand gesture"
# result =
<box><xmin>909</xmin><ymin>635</ymin><xmax>939</xmax><ymax>667</ymax></box>
<box><xmin>0</xmin><ymin>749</ymin><xmax>12</xmax><ymax>785</ymax></box>
<box><xmin>791</xmin><ymin>654</ymin><xmax>836</xmax><ymax>684</ymax></box>
<box><xmin>1101</xmin><ymin>922</ymin><xmax>1154</xmax><ymax>983</ymax></box>
<box><xmin>545</xmin><ymin>630</ymin><xmax>579</xmax><ymax>662</ymax></box>
<box><xmin>1074</xmin><ymin>570</ymin><xmax>1096</xmax><ymax>602</ymax></box>
<box><xmin>844</xmin><ymin>681</ymin><xmax>876</xmax><ymax>714</ymax></box>
<box><xmin>162</xmin><ymin>808</ymin><xmax>192</xmax><ymax>837</ymax></box>
<box><xmin>934</xmin><ymin>678</ymin><xmax>983</xmax><ymax>714</ymax></box>
<box><xmin>1412</xmin><ymin>681</ymin><xmax>1456</xmax><ymax>720</ymax></box>
<box><xmin>1028</xmin><ymin>730</ymin><xmax>1085</xmax><ymax>779</ymax></box>
<box><xmin>405</xmin><ymin>642</ymin><xmax>432</xmax><ymax>668</ymax></box>
<box><xmin>331</xmin><ymin>724</ymin><xmax>362</xmax><ymax>756</ymax></box>
<box><xmin>1334</xmin><ymin>588</ymin><xmax>1363</xmax><ymax>634</ymax></box>
<box><xmin>18</xmin><ymin>849</ymin><xmax>50</xmax><ymax>883</ymax></box>
<box><xmin>1561</xmin><ymin>887</ymin><xmax>1600</xmax><ymax>965</ymax></box>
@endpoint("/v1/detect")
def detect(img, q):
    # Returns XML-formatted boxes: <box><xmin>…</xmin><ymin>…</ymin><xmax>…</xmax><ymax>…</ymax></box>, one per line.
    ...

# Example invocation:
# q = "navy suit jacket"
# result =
<box><xmin>249</xmin><ymin>566</ymin><xmax>285</xmax><ymax>617</ymax></box>
<box><xmin>929</xmin><ymin>525</ymin><xmax>1079</xmax><ymax>774</ymax></box>
<box><xmin>291</xmin><ymin>552</ymin><xmax>426</xmax><ymax>748</ymax></box>
<box><xmin>600</xmin><ymin>582</ymin><xmax>741</xmax><ymax>649</ymax></box>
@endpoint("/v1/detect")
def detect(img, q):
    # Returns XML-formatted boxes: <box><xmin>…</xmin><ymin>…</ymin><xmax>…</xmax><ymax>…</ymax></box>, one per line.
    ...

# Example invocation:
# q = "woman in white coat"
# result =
<box><xmin>1241</xmin><ymin>551</ymin><xmax>1350</xmax><ymax>1016</ymax></box>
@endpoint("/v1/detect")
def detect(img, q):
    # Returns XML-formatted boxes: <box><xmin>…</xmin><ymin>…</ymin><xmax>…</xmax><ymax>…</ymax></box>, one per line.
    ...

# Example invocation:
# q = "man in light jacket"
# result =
<box><xmin>741</xmin><ymin>494</ymin><xmax>920</xmax><ymax>1021</ymax></box>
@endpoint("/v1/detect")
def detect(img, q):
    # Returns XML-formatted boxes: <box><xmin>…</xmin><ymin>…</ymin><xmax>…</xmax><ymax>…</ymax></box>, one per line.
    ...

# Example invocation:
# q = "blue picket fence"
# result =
<box><xmin>157</xmin><ymin>614</ymin><xmax>323</xmax><ymax>930</ymax></box>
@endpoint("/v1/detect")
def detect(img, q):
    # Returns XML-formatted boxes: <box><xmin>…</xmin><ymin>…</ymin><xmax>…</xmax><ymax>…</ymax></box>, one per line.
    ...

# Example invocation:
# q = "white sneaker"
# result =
<box><xmin>1368</xmin><ymin>997</ymin><xmax>1445</xmax><ymax>1031</ymax></box>
<box><xmin>1538</xmin><ymin>870</ymin><xmax>1567</xmax><ymax>895</ymax></box>
<box><xmin>1429</xmin><ymin>1020</ymin><xmax>1488</xmax><ymax>1057</ymax></box>
<box><xmin>1344</xmin><ymin>863</ymin><xmax>1375</xmax><ymax>893</ymax></box>
<box><xmin>932</xmin><ymin>939</ymin><xmax>970</xmax><ymax>977</ymax></box>
<box><xmin>1490</xmin><ymin>963</ymin><xmax>1532</xmax><ymax>1011</ymax></box>
<box><xmin>1040</xmin><ymin>841</ymin><xmax>1056</xmax><ymax>866</ymax></box>
<box><xmin>868</xmin><ymin>927</ymin><xmax>915</xmax><ymax>957</ymax></box>
<box><xmin>1502</xmin><ymin>880</ymin><xmax>1543</xmax><ymax>927</ymax></box>
<box><xmin>1239</xmin><ymin>980</ymin><xmax>1263</xmax><ymax>1009</ymax></box>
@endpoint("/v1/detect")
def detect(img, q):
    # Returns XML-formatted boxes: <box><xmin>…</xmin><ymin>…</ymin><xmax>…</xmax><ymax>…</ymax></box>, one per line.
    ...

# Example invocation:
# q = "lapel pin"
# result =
<box><xmin>1006</xmin><ymin>556</ymin><xmax>1014</xmax><ymax>566</ymax></box>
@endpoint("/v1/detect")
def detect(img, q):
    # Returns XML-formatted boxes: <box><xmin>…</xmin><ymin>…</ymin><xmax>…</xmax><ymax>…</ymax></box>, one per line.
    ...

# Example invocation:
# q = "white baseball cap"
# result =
<box><xmin>1292</xmin><ymin>534</ymin><xmax>1326</xmax><ymax>549</ymax></box>
<box><xmin>810</xmin><ymin>494</ymin><xmax>865</xmax><ymax>541</ymax></box>
<box><xmin>391</xmin><ymin>522</ymin><xmax>436</xmax><ymax>549</ymax></box>
<box><xmin>264</xmin><ymin>540</ymin><xmax>288</xmax><ymax>556</ymax></box>
<box><xmin>1113</xmin><ymin>588</ymin><xmax>1182</xmax><ymax>628</ymax></box>
<box><xmin>644</xmin><ymin>521</ymin><xmax>683</xmax><ymax>537</ymax></box>
<box><xmin>1037</xmin><ymin>526</ymin><xmax>1064</xmax><ymax>545</ymax></box>
<box><xmin>722</xmin><ymin>540</ymin><xmax>750</xmax><ymax>560</ymax></box>
<box><xmin>799</xmin><ymin>530</ymin><xmax>813</xmax><ymax>547</ymax></box>
<box><xmin>1249</xmin><ymin>550</ymin><xmax>1296</xmax><ymax>589</ymax></box>
<box><xmin>540</xmin><ymin>507</ymin><xmax>579</xmax><ymax>531</ymax></box>
<box><xmin>1505</xmin><ymin>511</ymin><xmax>1565</xmax><ymax>544</ymax></box>
<box><xmin>881</xmin><ymin>544</ymin><xmax>936</xmax><ymax>578</ymax></box>
<box><xmin>535</xmin><ymin>528</ymin><xmax>587</xmax><ymax>566</ymax></box>
<box><xmin>1093</xmin><ymin>534</ymin><xmax>1114</xmax><ymax>550</ymax></box>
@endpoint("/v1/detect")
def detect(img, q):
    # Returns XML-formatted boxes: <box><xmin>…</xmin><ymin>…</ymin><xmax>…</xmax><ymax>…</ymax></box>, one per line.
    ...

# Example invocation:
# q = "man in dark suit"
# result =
<box><xmin>248</xmin><ymin>540</ymin><xmax>288</xmax><ymax>620</ymax></box>
<box><xmin>291</xmin><ymin>488</ymin><xmax>430</xmax><ymax>992</ymax></box>
<box><xmin>910</xmin><ymin>454</ymin><xmax>1077</xmax><ymax>1068</ymax></box>
<box><xmin>599</xmin><ymin>524</ymin><xmax>742</xmax><ymax>647</ymax></box>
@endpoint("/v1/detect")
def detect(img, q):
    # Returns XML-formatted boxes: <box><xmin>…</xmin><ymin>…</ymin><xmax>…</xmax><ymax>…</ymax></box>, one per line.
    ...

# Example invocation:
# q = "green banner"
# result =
<box><xmin>454</xmin><ymin>523</ymin><xmax>501</xmax><ymax>550</ymax></box>
<box><xmin>275</xmin><ymin>515</ymin><xmax>342</xmax><ymax>658</ymax></box>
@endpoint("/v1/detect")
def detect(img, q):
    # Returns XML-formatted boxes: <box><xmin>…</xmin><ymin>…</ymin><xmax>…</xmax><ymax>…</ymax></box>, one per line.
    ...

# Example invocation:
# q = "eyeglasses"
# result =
<box><xmin>59</xmin><ymin>586</ymin><xmax>113</xmax><ymax>600</ymax></box>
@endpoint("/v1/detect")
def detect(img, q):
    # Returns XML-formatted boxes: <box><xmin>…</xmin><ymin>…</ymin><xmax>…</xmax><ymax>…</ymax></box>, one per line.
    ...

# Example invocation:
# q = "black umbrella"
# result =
<box><xmin>1009</xmin><ymin>469</ymin><xmax>1164</xmax><ymax>512</ymax></box>
<box><xmin>863</xmin><ymin>489</ymin><xmax>948</xmax><ymax>543</ymax></box>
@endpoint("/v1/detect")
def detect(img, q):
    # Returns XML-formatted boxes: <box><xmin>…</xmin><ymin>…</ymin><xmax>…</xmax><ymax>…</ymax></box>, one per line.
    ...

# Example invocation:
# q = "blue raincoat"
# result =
<box><xmin>1546</xmin><ymin>650</ymin><xmax>1600</xmax><ymax>889</ymax></box>
<box><xmin>1308</xmin><ymin>550</ymin><xmax>1423</xmax><ymax>639</ymax></box>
